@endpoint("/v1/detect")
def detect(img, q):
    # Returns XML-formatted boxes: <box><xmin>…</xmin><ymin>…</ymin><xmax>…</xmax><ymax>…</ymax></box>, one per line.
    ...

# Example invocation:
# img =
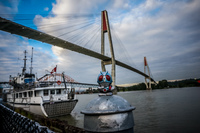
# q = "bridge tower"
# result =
<box><xmin>101</xmin><ymin>10</ymin><xmax>116</xmax><ymax>92</ymax></box>
<box><xmin>144</xmin><ymin>57</ymin><xmax>152</xmax><ymax>90</ymax></box>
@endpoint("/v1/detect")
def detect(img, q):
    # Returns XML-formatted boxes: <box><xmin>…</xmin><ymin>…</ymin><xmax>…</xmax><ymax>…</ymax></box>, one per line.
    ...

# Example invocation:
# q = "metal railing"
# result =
<box><xmin>0</xmin><ymin>104</ymin><xmax>54</xmax><ymax>133</ymax></box>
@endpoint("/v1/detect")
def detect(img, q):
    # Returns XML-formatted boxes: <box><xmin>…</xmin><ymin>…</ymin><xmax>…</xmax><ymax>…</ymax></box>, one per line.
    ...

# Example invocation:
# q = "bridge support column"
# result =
<box><xmin>101</xmin><ymin>10</ymin><xmax>117</xmax><ymax>94</ymax></box>
<box><xmin>144</xmin><ymin>57</ymin><xmax>152</xmax><ymax>90</ymax></box>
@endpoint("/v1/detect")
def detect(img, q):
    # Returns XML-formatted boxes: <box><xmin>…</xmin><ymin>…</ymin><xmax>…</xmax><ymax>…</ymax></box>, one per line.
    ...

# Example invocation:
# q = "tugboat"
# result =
<box><xmin>5</xmin><ymin>48</ymin><xmax>78</xmax><ymax>117</ymax></box>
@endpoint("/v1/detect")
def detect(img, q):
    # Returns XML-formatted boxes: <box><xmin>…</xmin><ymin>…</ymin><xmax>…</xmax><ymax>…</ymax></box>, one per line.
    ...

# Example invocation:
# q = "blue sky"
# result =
<box><xmin>0</xmin><ymin>0</ymin><xmax>200</xmax><ymax>85</ymax></box>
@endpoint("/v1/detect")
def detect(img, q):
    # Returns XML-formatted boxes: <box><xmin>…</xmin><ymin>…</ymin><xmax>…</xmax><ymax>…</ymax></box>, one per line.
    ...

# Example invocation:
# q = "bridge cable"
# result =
<box><xmin>65</xmin><ymin>23</ymin><xmax>100</xmax><ymax>49</ymax></box>
<box><xmin>82</xmin><ymin>25</ymin><xmax>101</xmax><ymax>48</ymax></box>
<box><xmin>89</xmin><ymin>26</ymin><xmax>101</xmax><ymax>51</ymax></box>
<box><xmin>110</xmin><ymin>24</ymin><xmax>140</xmax><ymax>71</ymax></box>
<box><xmin>67</xmin><ymin>20</ymin><xmax>100</xmax><ymax>47</ymax></box>
<box><xmin>74</xmin><ymin>24</ymin><xmax>99</xmax><ymax>45</ymax></box>
<box><xmin>55</xmin><ymin>21</ymin><xmax>97</xmax><ymax>38</ymax></box>
<box><xmin>38</xmin><ymin>18</ymin><xmax>100</xmax><ymax>33</ymax></box>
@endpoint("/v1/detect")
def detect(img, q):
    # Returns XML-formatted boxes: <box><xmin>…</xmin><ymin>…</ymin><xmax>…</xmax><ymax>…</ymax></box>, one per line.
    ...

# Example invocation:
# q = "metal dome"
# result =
<box><xmin>81</xmin><ymin>95</ymin><xmax>135</xmax><ymax>133</ymax></box>
<box><xmin>81</xmin><ymin>95</ymin><xmax>135</xmax><ymax>114</ymax></box>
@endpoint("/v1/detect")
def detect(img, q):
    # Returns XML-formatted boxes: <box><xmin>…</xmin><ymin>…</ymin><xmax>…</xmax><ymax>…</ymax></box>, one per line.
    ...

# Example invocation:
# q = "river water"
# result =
<box><xmin>56</xmin><ymin>87</ymin><xmax>200</xmax><ymax>133</ymax></box>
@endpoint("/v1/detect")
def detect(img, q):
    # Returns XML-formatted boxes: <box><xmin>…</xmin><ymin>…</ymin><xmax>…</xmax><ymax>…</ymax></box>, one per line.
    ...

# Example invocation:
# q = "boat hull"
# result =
<box><xmin>7</xmin><ymin>99</ymin><xmax>78</xmax><ymax>117</ymax></box>
<box><xmin>43</xmin><ymin>100</ymin><xmax>78</xmax><ymax>117</ymax></box>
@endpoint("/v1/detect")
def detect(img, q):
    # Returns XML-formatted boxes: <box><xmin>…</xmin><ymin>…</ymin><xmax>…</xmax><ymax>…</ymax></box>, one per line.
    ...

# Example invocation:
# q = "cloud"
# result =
<box><xmin>110</xmin><ymin>0</ymin><xmax>200</xmax><ymax>81</ymax></box>
<box><xmin>0</xmin><ymin>1</ymin><xmax>58</xmax><ymax>82</ymax></box>
<box><xmin>33</xmin><ymin>0</ymin><xmax>200</xmax><ymax>84</ymax></box>
<box><xmin>51</xmin><ymin>0</ymin><xmax>105</xmax><ymax>15</ymax></box>
<box><xmin>44</xmin><ymin>7</ymin><xmax>49</xmax><ymax>11</ymax></box>
<box><xmin>33</xmin><ymin>0</ymin><xmax>140</xmax><ymax>84</ymax></box>
<box><xmin>33</xmin><ymin>0</ymin><xmax>106</xmax><ymax>83</ymax></box>
<box><xmin>0</xmin><ymin>31</ymin><xmax>58</xmax><ymax>82</ymax></box>
<box><xmin>0</xmin><ymin>0</ymin><xmax>19</xmax><ymax>13</ymax></box>
<box><xmin>0</xmin><ymin>0</ymin><xmax>200</xmax><ymax>84</ymax></box>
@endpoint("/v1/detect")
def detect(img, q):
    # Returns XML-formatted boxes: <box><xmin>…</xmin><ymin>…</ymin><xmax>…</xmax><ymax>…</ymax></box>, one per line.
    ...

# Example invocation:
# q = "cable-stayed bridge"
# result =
<box><xmin>0</xmin><ymin>10</ymin><xmax>156</xmax><ymax>89</ymax></box>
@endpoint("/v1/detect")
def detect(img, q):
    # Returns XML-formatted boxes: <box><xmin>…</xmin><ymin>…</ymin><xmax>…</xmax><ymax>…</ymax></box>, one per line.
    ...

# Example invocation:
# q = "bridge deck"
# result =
<box><xmin>0</xmin><ymin>17</ymin><xmax>156</xmax><ymax>83</ymax></box>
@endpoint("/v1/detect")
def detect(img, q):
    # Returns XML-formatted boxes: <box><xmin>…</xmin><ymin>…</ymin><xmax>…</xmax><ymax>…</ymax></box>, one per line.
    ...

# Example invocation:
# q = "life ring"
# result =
<box><xmin>57</xmin><ymin>80</ymin><xmax>61</xmax><ymax>85</ymax></box>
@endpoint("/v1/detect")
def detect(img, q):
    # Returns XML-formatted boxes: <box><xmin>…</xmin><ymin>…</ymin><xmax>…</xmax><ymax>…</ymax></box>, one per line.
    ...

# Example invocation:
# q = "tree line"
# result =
<box><xmin>117</xmin><ymin>78</ymin><xmax>200</xmax><ymax>92</ymax></box>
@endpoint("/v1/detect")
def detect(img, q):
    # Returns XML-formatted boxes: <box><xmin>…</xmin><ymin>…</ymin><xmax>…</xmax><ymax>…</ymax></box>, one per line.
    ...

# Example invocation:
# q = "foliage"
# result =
<box><xmin>81</xmin><ymin>78</ymin><xmax>200</xmax><ymax>93</ymax></box>
<box><xmin>85</xmin><ymin>88</ymin><xmax>99</xmax><ymax>94</ymax></box>
<box><xmin>168</xmin><ymin>78</ymin><xmax>200</xmax><ymax>88</ymax></box>
<box><xmin>117</xmin><ymin>78</ymin><xmax>200</xmax><ymax>91</ymax></box>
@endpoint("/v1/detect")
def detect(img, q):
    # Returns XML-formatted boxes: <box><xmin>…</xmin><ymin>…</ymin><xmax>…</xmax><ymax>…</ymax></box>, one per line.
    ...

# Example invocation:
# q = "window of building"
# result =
<box><xmin>16</xmin><ymin>93</ymin><xmax>18</xmax><ymax>98</ymax></box>
<box><xmin>19</xmin><ymin>93</ymin><xmax>22</xmax><ymax>98</ymax></box>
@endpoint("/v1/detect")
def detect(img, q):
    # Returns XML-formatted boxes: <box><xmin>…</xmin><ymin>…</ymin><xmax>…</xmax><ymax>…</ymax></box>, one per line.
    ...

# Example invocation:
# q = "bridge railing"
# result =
<box><xmin>0</xmin><ymin>104</ymin><xmax>54</xmax><ymax>133</ymax></box>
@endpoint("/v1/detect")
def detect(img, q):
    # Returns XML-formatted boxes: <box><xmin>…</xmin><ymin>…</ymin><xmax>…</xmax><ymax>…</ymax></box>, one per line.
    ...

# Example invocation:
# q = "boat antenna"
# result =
<box><xmin>22</xmin><ymin>50</ymin><xmax>27</xmax><ymax>75</ymax></box>
<box><xmin>30</xmin><ymin>47</ymin><xmax>33</xmax><ymax>74</ymax></box>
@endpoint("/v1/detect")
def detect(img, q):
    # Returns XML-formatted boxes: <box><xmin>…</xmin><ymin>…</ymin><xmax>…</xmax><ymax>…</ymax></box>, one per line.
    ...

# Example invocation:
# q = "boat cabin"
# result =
<box><xmin>7</xmin><ymin>86</ymin><xmax>75</xmax><ymax>104</ymax></box>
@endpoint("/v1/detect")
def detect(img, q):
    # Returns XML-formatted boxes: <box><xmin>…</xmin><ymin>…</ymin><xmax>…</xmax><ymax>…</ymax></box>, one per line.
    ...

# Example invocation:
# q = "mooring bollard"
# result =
<box><xmin>81</xmin><ymin>71</ymin><xmax>136</xmax><ymax>133</ymax></box>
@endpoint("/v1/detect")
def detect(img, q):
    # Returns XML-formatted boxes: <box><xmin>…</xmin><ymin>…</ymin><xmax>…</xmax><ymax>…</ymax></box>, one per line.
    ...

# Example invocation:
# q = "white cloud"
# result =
<box><xmin>44</xmin><ymin>7</ymin><xmax>49</xmax><ymax>11</ymax></box>
<box><xmin>1</xmin><ymin>0</ymin><xmax>200</xmax><ymax>84</ymax></box>
<box><xmin>0</xmin><ymin>0</ymin><xmax>19</xmax><ymax>14</ymax></box>
<box><xmin>51</xmin><ymin>0</ymin><xmax>103</xmax><ymax>15</ymax></box>
<box><xmin>0</xmin><ymin>31</ymin><xmax>58</xmax><ymax>82</ymax></box>
<box><xmin>33</xmin><ymin>0</ymin><xmax>200</xmax><ymax>83</ymax></box>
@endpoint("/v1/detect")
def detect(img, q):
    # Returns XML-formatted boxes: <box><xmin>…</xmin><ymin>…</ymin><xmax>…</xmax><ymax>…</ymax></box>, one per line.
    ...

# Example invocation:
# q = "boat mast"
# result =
<box><xmin>30</xmin><ymin>47</ymin><xmax>33</xmax><ymax>74</ymax></box>
<box><xmin>62</xmin><ymin>72</ymin><xmax>67</xmax><ymax>89</ymax></box>
<box><xmin>22</xmin><ymin>50</ymin><xmax>27</xmax><ymax>75</ymax></box>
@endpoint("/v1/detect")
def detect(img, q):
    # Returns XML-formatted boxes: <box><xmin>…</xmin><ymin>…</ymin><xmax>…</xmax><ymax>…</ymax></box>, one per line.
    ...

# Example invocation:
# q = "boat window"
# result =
<box><xmin>56</xmin><ymin>89</ymin><xmax>61</xmax><ymax>94</ymax></box>
<box><xmin>43</xmin><ymin>90</ymin><xmax>48</xmax><ymax>96</ymax></box>
<box><xmin>23</xmin><ymin>92</ymin><xmax>27</xmax><ymax>97</ymax></box>
<box><xmin>50</xmin><ymin>90</ymin><xmax>55</xmax><ymax>94</ymax></box>
<box><xmin>28</xmin><ymin>91</ymin><xmax>33</xmax><ymax>97</ymax></box>
<box><xmin>19</xmin><ymin>93</ymin><xmax>22</xmax><ymax>98</ymax></box>
<box><xmin>16</xmin><ymin>93</ymin><xmax>18</xmax><ymax>98</ymax></box>
<box><xmin>35</xmin><ymin>90</ymin><xmax>40</xmax><ymax>97</ymax></box>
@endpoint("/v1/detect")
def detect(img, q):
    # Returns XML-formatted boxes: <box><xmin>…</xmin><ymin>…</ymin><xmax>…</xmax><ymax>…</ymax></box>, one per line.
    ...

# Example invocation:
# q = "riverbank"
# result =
<box><xmin>116</xmin><ymin>78</ymin><xmax>200</xmax><ymax>92</ymax></box>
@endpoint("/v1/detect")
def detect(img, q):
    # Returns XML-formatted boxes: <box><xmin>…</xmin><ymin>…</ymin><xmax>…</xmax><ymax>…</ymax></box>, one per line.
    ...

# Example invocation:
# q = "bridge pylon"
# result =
<box><xmin>144</xmin><ymin>57</ymin><xmax>152</xmax><ymax>90</ymax></box>
<box><xmin>101</xmin><ymin>10</ymin><xmax>117</xmax><ymax>94</ymax></box>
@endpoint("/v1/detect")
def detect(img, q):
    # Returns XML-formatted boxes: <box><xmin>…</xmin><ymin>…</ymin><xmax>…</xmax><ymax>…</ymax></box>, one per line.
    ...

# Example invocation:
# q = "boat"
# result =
<box><xmin>4</xmin><ymin>49</ymin><xmax>78</xmax><ymax>117</ymax></box>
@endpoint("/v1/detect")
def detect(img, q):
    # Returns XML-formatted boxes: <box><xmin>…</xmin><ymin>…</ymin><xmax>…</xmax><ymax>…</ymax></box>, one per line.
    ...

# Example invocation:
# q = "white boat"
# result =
<box><xmin>6</xmin><ymin>84</ymin><xmax>78</xmax><ymax>117</ymax></box>
<box><xmin>5</xmin><ymin>49</ymin><xmax>78</xmax><ymax>117</ymax></box>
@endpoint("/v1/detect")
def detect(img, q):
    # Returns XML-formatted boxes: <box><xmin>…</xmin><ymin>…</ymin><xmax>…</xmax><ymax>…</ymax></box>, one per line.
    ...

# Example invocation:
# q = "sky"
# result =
<box><xmin>0</xmin><ymin>0</ymin><xmax>200</xmax><ymax>85</ymax></box>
